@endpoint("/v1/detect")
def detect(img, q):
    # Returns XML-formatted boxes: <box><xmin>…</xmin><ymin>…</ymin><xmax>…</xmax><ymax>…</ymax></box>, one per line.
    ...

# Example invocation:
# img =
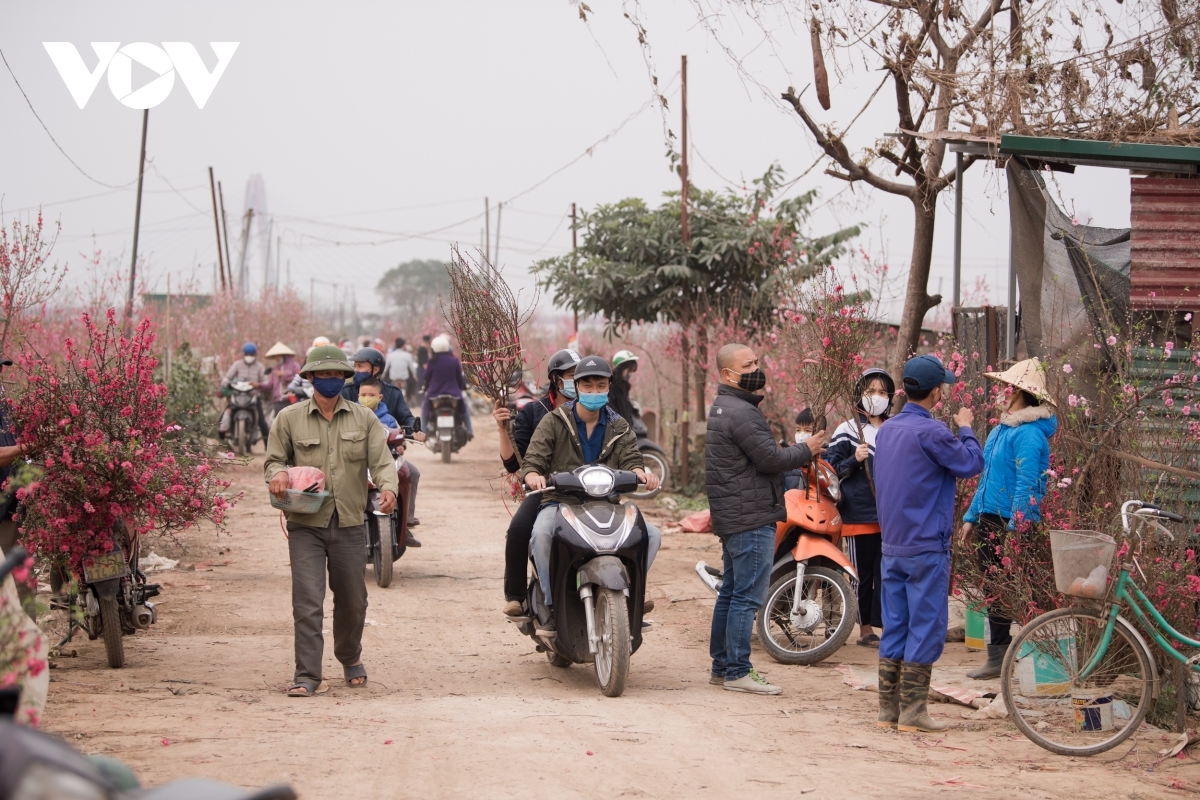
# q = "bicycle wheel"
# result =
<box><xmin>1000</xmin><ymin>606</ymin><xmax>1155</xmax><ymax>757</ymax></box>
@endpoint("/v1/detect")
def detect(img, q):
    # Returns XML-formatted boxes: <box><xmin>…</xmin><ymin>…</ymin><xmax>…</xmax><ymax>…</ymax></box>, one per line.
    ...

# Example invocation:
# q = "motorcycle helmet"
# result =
<box><xmin>431</xmin><ymin>335</ymin><xmax>451</xmax><ymax>353</ymax></box>
<box><xmin>352</xmin><ymin>347</ymin><xmax>385</xmax><ymax>372</ymax></box>
<box><xmin>612</xmin><ymin>349</ymin><xmax>639</xmax><ymax>372</ymax></box>
<box><xmin>547</xmin><ymin>349</ymin><xmax>581</xmax><ymax>379</ymax></box>
<box><xmin>242</xmin><ymin>342</ymin><xmax>258</xmax><ymax>355</ymax></box>
<box><xmin>573</xmin><ymin>355</ymin><xmax>613</xmax><ymax>381</ymax></box>
<box><xmin>854</xmin><ymin>367</ymin><xmax>896</xmax><ymax>419</ymax></box>
<box><xmin>311</xmin><ymin>336</ymin><xmax>331</xmax><ymax>349</ymax></box>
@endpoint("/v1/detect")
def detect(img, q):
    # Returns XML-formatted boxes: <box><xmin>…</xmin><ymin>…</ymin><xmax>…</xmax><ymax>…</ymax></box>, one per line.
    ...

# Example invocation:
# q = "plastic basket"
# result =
<box><xmin>269</xmin><ymin>489</ymin><xmax>329</xmax><ymax>514</ymax></box>
<box><xmin>1049</xmin><ymin>529</ymin><xmax>1116</xmax><ymax>598</ymax></box>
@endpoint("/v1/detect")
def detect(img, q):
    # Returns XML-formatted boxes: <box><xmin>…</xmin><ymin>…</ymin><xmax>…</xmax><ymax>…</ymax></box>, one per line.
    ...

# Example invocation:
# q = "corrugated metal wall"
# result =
<box><xmin>1130</xmin><ymin>177</ymin><xmax>1200</xmax><ymax>310</ymax></box>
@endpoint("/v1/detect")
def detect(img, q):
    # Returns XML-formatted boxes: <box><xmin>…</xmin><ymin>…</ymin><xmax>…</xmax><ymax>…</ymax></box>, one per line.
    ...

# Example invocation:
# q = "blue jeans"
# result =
<box><xmin>710</xmin><ymin>524</ymin><xmax>775</xmax><ymax>682</ymax></box>
<box><xmin>879</xmin><ymin>550</ymin><xmax>950</xmax><ymax>664</ymax></box>
<box><xmin>530</xmin><ymin>503</ymin><xmax>661</xmax><ymax>606</ymax></box>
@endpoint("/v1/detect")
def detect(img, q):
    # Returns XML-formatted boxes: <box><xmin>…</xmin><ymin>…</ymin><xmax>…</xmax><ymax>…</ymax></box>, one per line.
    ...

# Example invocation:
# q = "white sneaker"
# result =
<box><xmin>723</xmin><ymin>669</ymin><xmax>782</xmax><ymax>695</ymax></box>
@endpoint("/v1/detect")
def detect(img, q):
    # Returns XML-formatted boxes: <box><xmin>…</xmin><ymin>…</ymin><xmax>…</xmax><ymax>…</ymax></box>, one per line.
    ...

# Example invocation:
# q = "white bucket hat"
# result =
<box><xmin>984</xmin><ymin>357</ymin><xmax>1056</xmax><ymax>407</ymax></box>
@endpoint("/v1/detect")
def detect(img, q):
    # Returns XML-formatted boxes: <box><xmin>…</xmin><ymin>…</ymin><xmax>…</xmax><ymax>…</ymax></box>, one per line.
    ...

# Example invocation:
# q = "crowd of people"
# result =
<box><xmin>255</xmin><ymin>332</ymin><xmax>1053</xmax><ymax>727</ymax></box>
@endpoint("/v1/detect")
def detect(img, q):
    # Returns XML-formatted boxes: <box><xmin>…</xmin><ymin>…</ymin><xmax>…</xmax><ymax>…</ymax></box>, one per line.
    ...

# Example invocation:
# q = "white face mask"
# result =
<box><xmin>861</xmin><ymin>394</ymin><xmax>889</xmax><ymax>417</ymax></box>
<box><xmin>243</xmin><ymin>355</ymin><xmax>256</xmax><ymax>365</ymax></box>
<box><xmin>794</xmin><ymin>432</ymin><xmax>811</xmax><ymax>444</ymax></box>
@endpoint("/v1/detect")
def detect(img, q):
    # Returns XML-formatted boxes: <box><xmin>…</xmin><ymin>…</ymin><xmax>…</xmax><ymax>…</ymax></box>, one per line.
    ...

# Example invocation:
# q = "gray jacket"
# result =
<box><xmin>704</xmin><ymin>384</ymin><xmax>814</xmax><ymax>536</ymax></box>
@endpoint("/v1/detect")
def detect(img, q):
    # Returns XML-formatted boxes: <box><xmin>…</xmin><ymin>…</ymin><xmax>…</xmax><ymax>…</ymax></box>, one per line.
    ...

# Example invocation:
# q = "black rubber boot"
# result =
<box><xmin>966</xmin><ymin>643</ymin><xmax>1007</xmax><ymax>680</ymax></box>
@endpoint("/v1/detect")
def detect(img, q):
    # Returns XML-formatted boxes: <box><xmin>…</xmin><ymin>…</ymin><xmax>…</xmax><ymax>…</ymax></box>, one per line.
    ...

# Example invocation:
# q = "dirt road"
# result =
<box><xmin>41</xmin><ymin>427</ymin><xmax>1192</xmax><ymax>798</ymax></box>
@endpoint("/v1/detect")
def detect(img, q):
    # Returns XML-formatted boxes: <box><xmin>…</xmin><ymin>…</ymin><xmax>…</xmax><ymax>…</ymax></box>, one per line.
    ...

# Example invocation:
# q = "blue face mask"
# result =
<box><xmin>560</xmin><ymin>378</ymin><xmax>577</xmax><ymax>400</ymax></box>
<box><xmin>352</xmin><ymin>370</ymin><xmax>371</xmax><ymax>385</ymax></box>
<box><xmin>577</xmin><ymin>392</ymin><xmax>608</xmax><ymax>411</ymax></box>
<box><xmin>311</xmin><ymin>376</ymin><xmax>346</xmax><ymax>398</ymax></box>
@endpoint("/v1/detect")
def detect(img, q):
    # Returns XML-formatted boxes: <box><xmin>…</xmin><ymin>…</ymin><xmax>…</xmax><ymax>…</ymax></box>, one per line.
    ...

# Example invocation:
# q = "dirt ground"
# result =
<box><xmin>40</xmin><ymin>426</ymin><xmax>1197</xmax><ymax>798</ymax></box>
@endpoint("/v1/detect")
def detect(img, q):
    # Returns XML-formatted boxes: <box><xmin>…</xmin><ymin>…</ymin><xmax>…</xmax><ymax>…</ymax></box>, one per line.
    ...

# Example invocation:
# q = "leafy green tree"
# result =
<box><xmin>534</xmin><ymin>164</ymin><xmax>859</xmax><ymax>419</ymax></box>
<box><xmin>377</xmin><ymin>259</ymin><xmax>451</xmax><ymax>321</ymax></box>
<box><xmin>155</xmin><ymin>342</ymin><xmax>218</xmax><ymax>445</ymax></box>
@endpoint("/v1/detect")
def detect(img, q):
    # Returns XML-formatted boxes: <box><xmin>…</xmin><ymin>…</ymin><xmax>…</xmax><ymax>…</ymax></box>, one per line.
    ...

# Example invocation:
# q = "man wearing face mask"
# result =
<box><xmin>520</xmin><ymin>356</ymin><xmax>662</xmax><ymax>628</ymax></box>
<box><xmin>705</xmin><ymin>343</ymin><xmax>827</xmax><ymax>695</ymax></box>
<box><xmin>492</xmin><ymin>349</ymin><xmax>580</xmax><ymax>616</ymax></box>
<box><xmin>220</xmin><ymin>342</ymin><xmax>272</xmax><ymax>444</ymax></box>
<box><xmin>266</xmin><ymin>345</ymin><xmax>399</xmax><ymax>697</ymax></box>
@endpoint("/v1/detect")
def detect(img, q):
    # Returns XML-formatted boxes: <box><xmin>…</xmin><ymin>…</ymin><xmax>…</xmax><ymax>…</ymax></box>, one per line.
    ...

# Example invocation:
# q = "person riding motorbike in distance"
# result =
<box><xmin>220</xmin><ymin>342</ymin><xmax>271</xmax><ymax>443</ymax></box>
<box><xmin>493</xmin><ymin>348</ymin><xmax>580</xmax><ymax>616</ymax></box>
<box><xmin>520</xmin><ymin>356</ymin><xmax>662</xmax><ymax>629</ymax></box>
<box><xmin>343</xmin><ymin>347</ymin><xmax>426</xmax><ymax>544</ymax></box>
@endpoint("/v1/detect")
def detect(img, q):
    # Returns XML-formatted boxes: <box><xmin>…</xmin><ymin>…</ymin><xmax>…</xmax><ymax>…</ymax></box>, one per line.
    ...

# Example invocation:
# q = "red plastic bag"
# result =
<box><xmin>286</xmin><ymin>466</ymin><xmax>326</xmax><ymax>493</ymax></box>
<box><xmin>679</xmin><ymin>510</ymin><xmax>712</xmax><ymax>533</ymax></box>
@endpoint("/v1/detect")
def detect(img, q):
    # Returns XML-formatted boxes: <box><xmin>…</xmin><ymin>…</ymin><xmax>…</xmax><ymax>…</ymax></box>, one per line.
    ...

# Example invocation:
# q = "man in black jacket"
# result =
<box><xmin>705</xmin><ymin>343</ymin><xmax>826</xmax><ymax>695</ymax></box>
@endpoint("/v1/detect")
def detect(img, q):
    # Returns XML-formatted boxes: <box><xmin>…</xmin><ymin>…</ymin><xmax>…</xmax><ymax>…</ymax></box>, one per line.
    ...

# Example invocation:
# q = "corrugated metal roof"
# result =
<box><xmin>1002</xmin><ymin>135</ymin><xmax>1200</xmax><ymax>173</ymax></box>
<box><xmin>1130</xmin><ymin>177</ymin><xmax>1200</xmax><ymax>310</ymax></box>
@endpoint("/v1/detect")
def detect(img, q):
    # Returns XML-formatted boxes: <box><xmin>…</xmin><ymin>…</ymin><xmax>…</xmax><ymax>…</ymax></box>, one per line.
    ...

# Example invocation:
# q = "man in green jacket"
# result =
<box><xmin>265</xmin><ymin>345</ymin><xmax>399</xmax><ymax>697</ymax></box>
<box><xmin>521</xmin><ymin>356</ymin><xmax>661</xmax><ymax>621</ymax></box>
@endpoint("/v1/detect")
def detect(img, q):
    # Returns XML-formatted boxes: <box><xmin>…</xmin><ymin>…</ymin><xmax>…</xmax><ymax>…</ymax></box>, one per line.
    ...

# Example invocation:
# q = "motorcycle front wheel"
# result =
<box><xmin>758</xmin><ymin>566</ymin><xmax>854</xmax><ymax>665</ymax></box>
<box><xmin>635</xmin><ymin>449</ymin><xmax>669</xmax><ymax>499</ymax></box>
<box><xmin>593</xmin><ymin>587</ymin><xmax>630</xmax><ymax>697</ymax></box>
<box><xmin>234</xmin><ymin>417</ymin><xmax>248</xmax><ymax>456</ymax></box>
<box><xmin>100</xmin><ymin>597</ymin><xmax>126</xmax><ymax>669</ymax></box>
<box><xmin>369</xmin><ymin>514</ymin><xmax>393</xmax><ymax>588</ymax></box>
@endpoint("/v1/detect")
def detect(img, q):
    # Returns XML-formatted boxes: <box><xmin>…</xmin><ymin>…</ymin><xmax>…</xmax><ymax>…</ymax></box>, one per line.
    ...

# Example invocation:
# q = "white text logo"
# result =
<box><xmin>42</xmin><ymin>42</ymin><xmax>239</xmax><ymax>109</ymax></box>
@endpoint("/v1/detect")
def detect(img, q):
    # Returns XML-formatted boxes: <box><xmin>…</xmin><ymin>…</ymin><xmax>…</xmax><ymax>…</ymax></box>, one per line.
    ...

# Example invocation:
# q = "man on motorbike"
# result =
<box><xmin>520</xmin><ymin>356</ymin><xmax>662</xmax><ymax>628</ymax></box>
<box><xmin>343</xmin><ymin>348</ymin><xmax>424</xmax><ymax>544</ymax></box>
<box><xmin>608</xmin><ymin>349</ymin><xmax>639</xmax><ymax>427</ymax></box>
<box><xmin>421</xmin><ymin>335</ymin><xmax>472</xmax><ymax>438</ymax></box>
<box><xmin>220</xmin><ymin>342</ymin><xmax>271</xmax><ymax>443</ymax></box>
<box><xmin>492</xmin><ymin>348</ymin><xmax>580</xmax><ymax>616</ymax></box>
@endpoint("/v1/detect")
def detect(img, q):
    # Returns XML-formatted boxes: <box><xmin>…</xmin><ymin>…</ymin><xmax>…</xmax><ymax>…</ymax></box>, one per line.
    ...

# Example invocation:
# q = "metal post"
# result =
<box><xmin>218</xmin><ymin>181</ymin><xmax>233</xmax><ymax>292</ymax></box>
<box><xmin>680</xmin><ymin>53</ymin><xmax>691</xmax><ymax>492</ymax></box>
<box><xmin>484</xmin><ymin>197</ymin><xmax>490</xmax><ymax>263</ymax></box>
<box><xmin>124</xmin><ymin>109</ymin><xmax>149</xmax><ymax>336</ymax></box>
<box><xmin>953</xmin><ymin>151</ymin><xmax>963</xmax><ymax>309</ymax></box>
<box><xmin>164</xmin><ymin>273</ymin><xmax>171</xmax><ymax>386</ymax></box>
<box><xmin>1007</xmin><ymin>215</ymin><xmax>1017</xmax><ymax>360</ymax></box>
<box><xmin>208</xmin><ymin>167</ymin><xmax>226</xmax><ymax>292</ymax></box>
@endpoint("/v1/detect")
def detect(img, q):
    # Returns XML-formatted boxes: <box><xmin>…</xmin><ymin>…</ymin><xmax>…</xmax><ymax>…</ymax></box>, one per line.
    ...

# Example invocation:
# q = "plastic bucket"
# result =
<box><xmin>965</xmin><ymin>606</ymin><xmax>987</xmax><ymax>651</ymax></box>
<box><xmin>269</xmin><ymin>489</ymin><xmax>329</xmax><ymax>514</ymax></box>
<box><xmin>1015</xmin><ymin>637</ymin><xmax>1074</xmax><ymax>696</ymax></box>
<box><xmin>1072</xmin><ymin>689</ymin><xmax>1114</xmax><ymax>732</ymax></box>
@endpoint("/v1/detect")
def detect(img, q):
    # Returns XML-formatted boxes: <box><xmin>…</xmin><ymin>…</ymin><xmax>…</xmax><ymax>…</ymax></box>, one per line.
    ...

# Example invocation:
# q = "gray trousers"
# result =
<box><xmin>406</xmin><ymin>460</ymin><xmax>420</xmax><ymax>524</ymax></box>
<box><xmin>287</xmin><ymin>512</ymin><xmax>368</xmax><ymax>687</ymax></box>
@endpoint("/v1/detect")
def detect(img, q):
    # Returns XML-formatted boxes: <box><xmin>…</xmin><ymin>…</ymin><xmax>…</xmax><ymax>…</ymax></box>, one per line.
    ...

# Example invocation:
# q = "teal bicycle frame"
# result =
<box><xmin>1081</xmin><ymin>562</ymin><xmax>1200</xmax><ymax>679</ymax></box>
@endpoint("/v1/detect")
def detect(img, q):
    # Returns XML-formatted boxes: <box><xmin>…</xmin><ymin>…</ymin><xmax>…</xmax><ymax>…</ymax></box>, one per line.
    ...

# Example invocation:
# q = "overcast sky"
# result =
<box><xmin>2</xmin><ymin>1</ymin><xmax>1133</xmax><ymax>327</ymax></box>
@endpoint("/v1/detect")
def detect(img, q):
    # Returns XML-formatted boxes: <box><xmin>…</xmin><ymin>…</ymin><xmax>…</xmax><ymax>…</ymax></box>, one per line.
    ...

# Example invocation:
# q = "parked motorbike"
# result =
<box><xmin>227</xmin><ymin>380</ymin><xmax>262</xmax><ymax>456</ymax></box>
<box><xmin>425</xmin><ymin>394</ymin><xmax>469</xmax><ymax>463</ymax></box>
<box><xmin>365</xmin><ymin>427</ymin><xmax>414</xmax><ymax>588</ymax></box>
<box><xmin>53</xmin><ymin>522</ymin><xmax>160</xmax><ymax>669</ymax></box>
<box><xmin>509</xmin><ymin>464</ymin><xmax>651</xmax><ymax>697</ymax></box>
<box><xmin>629</xmin><ymin>400</ymin><xmax>669</xmax><ymax>499</ymax></box>
<box><xmin>694</xmin><ymin>460</ymin><xmax>857</xmax><ymax>665</ymax></box>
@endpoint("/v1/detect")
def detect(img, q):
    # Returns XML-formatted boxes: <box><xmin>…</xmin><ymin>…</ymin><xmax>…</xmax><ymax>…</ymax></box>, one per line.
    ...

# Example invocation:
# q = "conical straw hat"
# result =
<box><xmin>984</xmin><ymin>357</ymin><xmax>1056</xmax><ymax>407</ymax></box>
<box><xmin>263</xmin><ymin>341</ymin><xmax>296</xmax><ymax>358</ymax></box>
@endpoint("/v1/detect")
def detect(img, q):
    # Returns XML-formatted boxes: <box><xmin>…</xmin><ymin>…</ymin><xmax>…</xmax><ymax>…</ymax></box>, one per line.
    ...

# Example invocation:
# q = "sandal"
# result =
<box><xmin>344</xmin><ymin>662</ymin><xmax>368</xmax><ymax>687</ymax></box>
<box><xmin>286</xmin><ymin>679</ymin><xmax>329</xmax><ymax>697</ymax></box>
<box><xmin>856</xmin><ymin>633</ymin><xmax>881</xmax><ymax>648</ymax></box>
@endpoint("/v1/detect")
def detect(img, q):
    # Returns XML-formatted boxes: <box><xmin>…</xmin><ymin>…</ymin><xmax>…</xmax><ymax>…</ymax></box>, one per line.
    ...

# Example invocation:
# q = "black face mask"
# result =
<box><xmin>729</xmin><ymin>368</ymin><xmax>766</xmax><ymax>393</ymax></box>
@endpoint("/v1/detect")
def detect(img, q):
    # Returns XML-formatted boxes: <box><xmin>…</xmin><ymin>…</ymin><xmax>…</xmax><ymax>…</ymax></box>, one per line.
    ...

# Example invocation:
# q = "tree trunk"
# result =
<box><xmin>694</xmin><ymin>323</ymin><xmax>708</xmax><ymax>422</ymax></box>
<box><xmin>891</xmin><ymin>190</ymin><xmax>942</xmax><ymax>380</ymax></box>
<box><xmin>679</xmin><ymin>326</ymin><xmax>691</xmax><ymax>490</ymax></box>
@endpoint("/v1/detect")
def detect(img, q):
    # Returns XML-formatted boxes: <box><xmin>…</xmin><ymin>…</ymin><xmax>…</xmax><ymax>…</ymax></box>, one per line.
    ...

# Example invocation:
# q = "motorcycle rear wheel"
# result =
<box><xmin>234</xmin><ymin>417</ymin><xmax>248</xmax><ymax>457</ymax></box>
<box><xmin>441</xmin><ymin>441</ymin><xmax>452</xmax><ymax>463</ymax></box>
<box><xmin>100</xmin><ymin>597</ymin><xmax>126</xmax><ymax>669</ymax></box>
<box><xmin>370</xmin><ymin>515</ymin><xmax>393</xmax><ymax>588</ymax></box>
<box><xmin>593</xmin><ymin>587</ymin><xmax>630</xmax><ymax>697</ymax></box>
<box><xmin>635</xmin><ymin>450</ymin><xmax>669</xmax><ymax>499</ymax></box>
<box><xmin>758</xmin><ymin>566</ymin><xmax>854</xmax><ymax>665</ymax></box>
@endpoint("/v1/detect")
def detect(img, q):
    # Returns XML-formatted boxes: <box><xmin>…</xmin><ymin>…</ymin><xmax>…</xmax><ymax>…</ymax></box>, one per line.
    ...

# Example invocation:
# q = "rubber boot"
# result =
<box><xmin>898</xmin><ymin>662</ymin><xmax>949</xmax><ymax>733</ymax></box>
<box><xmin>877</xmin><ymin>657</ymin><xmax>901</xmax><ymax>729</ymax></box>
<box><xmin>966</xmin><ymin>643</ymin><xmax>1007</xmax><ymax>680</ymax></box>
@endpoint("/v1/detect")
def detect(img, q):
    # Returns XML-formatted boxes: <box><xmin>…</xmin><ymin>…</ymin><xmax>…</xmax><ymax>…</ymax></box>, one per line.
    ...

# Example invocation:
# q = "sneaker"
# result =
<box><xmin>502</xmin><ymin>600</ymin><xmax>523</xmax><ymax>617</ymax></box>
<box><xmin>723</xmin><ymin>669</ymin><xmax>782</xmax><ymax>695</ymax></box>
<box><xmin>643</xmin><ymin>598</ymin><xmax>655</xmax><ymax>614</ymax></box>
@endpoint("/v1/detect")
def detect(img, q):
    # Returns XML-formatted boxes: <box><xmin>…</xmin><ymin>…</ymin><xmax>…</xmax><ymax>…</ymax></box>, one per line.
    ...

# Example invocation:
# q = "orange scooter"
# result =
<box><xmin>695</xmin><ymin>460</ymin><xmax>858</xmax><ymax>665</ymax></box>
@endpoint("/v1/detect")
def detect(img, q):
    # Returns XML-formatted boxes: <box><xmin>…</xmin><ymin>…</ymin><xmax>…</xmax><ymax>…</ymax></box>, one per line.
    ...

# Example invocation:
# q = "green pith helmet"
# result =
<box><xmin>612</xmin><ymin>349</ymin><xmax>638</xmax><ymax>369</ymax></box>
<box><xmin>300</xmin><ymin>344</ymin><xmax>355</xmax><ymax>376</ymax></box>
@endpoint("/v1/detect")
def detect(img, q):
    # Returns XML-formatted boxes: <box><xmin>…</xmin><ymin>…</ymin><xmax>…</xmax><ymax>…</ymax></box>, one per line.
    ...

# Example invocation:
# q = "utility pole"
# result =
<box><xmin>571</xmin><ymin>202</ymin><xmax>579</xmax><ymax>334</ymax></box>
<box><xmin>164</xmin><ymin>273</ymin><xmax>172</xmax><ymax>386</ymax></box>
<box><xmin>310</xmin><ymin>277</ymin><xmax>314</xmax><ymax>308</ymax></box>
<box><xmin>484</xmin><ymin>197</ymin><xmax>491</xmax><ymax>263</ymax></box>
<box><xmin>208</xmin><ymin>167</ymin><xmax>227</xmax><ymax>292</ymax></box>
<box><xmin>236</xmin><ymin>209</ymin><xmax>253</xmax><ymax>297</ymax></box>
<box><xmin>679</xmin><ymin>54</ymin><xmax>691</xmax><ymax>491</ymax></box>
<box><xmin>218</xmin><ymin>182</ymin><xmax>233</xmax><ymax>292</ymax></box>
<box><xmin>494</xmin><ymin>202</ymin><xmax>503</xmax><ymax>266</ymax></box>
<box><xmin>124</xmin><ymin>108</ymin><xmax>149</xmax><ymax>336</ymax></box>
<box><xmin>276</xmin><ymin>234</ymin><xmax>282</xmax><ymax>291</ymax></box>
<box><xmin>263</xmin><ymin>218</ymin><xmax>273</xmax><ymax>296</ymax></box>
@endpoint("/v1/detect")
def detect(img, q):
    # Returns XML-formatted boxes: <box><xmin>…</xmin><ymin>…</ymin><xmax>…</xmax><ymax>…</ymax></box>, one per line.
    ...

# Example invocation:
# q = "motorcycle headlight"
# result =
<box><xmin>579</xmin><ymin>467</ymin><xmax>615</xmax><ymax>497</ymax></box>
<box><xmin>819</xmin><ymin>462</ymin><xmax>841</xmax><ymax>503</ymax></box>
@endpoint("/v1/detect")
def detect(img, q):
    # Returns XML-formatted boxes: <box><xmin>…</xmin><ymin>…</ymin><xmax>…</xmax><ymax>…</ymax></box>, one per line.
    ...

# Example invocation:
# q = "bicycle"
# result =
<box><xmin>1000</xmin><ymin>500</ymin><xmax>1194</xmax><ymax>756</ymax></box>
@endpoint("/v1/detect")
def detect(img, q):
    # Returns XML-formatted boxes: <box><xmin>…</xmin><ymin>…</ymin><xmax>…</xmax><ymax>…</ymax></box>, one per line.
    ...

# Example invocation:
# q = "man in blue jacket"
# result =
<box><xmin>874</xmin><ymin>354</ymin><xmax>983</xmax><ymax>733</ymax></box>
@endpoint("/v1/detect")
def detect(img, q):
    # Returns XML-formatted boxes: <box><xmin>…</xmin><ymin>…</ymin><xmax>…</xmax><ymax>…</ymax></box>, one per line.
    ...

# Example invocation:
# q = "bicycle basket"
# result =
<box><xmin>1049</xmin><ymin>529</ymin><xmax>1116</xmax><ymax>598</ymax></box>
<box><xmin>269</xmin><ymin>489</ymin><xmax>329</xmax><ymax>514</ymax></box>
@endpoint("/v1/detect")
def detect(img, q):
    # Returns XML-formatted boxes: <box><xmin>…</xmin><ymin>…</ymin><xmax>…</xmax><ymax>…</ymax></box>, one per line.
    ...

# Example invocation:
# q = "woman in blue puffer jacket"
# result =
<box><xmin>960</xmin><ymin>358</ymin><xmax>1058</xmax><ymax>679</ymax></box>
